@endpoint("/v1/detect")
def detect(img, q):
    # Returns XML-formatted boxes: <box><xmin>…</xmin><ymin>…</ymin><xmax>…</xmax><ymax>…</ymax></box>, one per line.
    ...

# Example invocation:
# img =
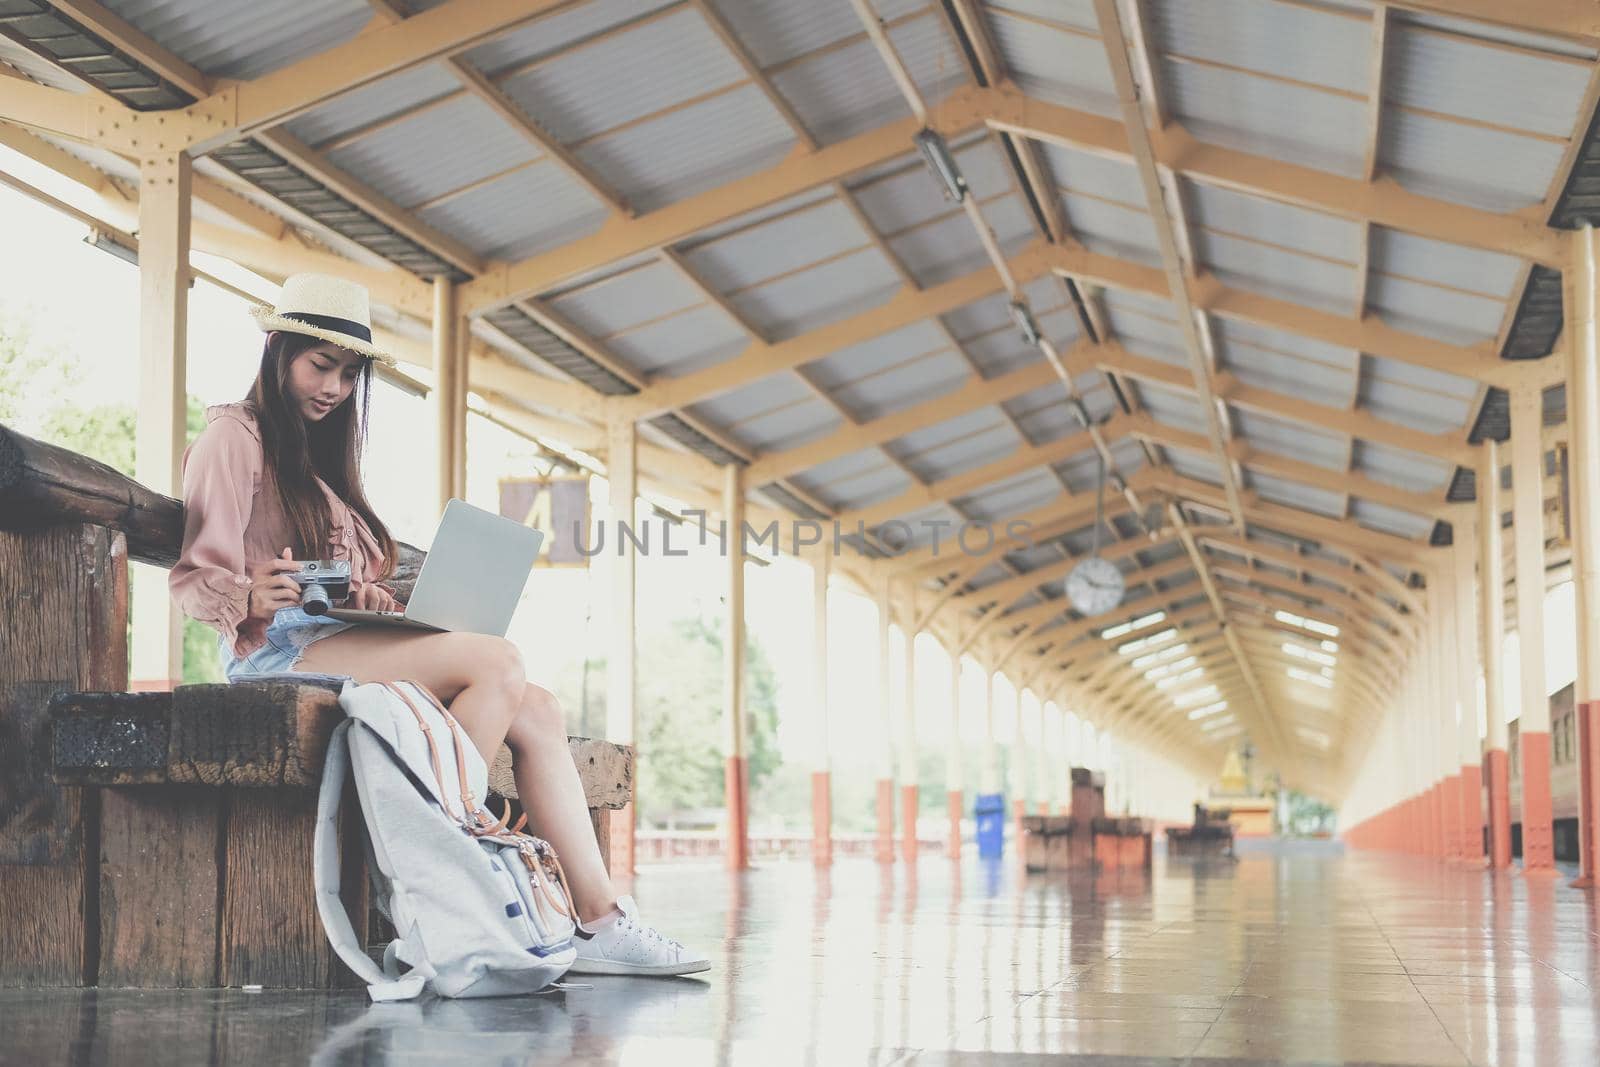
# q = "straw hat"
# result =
<box><xmin>249</xmin><ymin>272</ymin><xmax>396</xmax><ymax>366</ymax></box>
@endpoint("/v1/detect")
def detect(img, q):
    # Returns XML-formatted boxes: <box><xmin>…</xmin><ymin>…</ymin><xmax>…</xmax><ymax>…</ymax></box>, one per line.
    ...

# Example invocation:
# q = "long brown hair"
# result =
<box><xmin>245</xmin><ymin>331</ymin><xmax>396</xmax><ymax>580</ymax></box>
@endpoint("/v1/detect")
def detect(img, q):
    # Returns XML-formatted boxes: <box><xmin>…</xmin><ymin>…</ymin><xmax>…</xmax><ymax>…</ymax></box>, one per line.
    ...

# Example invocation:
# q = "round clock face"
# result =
<box><xmin>1066</xmin><ymin>556</ymin><xmax>1125</xmax><ymax>616</ymax></box>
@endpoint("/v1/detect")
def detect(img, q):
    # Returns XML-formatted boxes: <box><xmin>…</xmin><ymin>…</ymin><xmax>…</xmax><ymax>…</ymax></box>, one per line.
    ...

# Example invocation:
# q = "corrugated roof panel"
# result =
<box><xmin>887</xmin><ymin>406</ymin><xmax>1012</xmax><ymax>468</ymax></box>
<box><xmin>768</xmin><ymin>32</ymin><xmax>910</xmax><ymax>146</ymax></box>
<box><xmin>284</xmin><ymin>65</ymin><xmax>462</xmax><ymax>147</ymax></box>
<box><xmin>1380</xmin><ymin>109</ymin><xmax>1567</xmax><ymax>213</ymax></box>
<box><xmin>1061</xmin><ymin>195</ymin><xmax>1163</xmax><ymax>266</ymax></box>
<box><xmin>683</xmin><ymin>196</ymin><xmax>867</xmax><ymax>294</ymax></box>
<box><xmin>461</xmin><ymin>0</ymin><xmax>679</xmax><ymax>71</ymax></box>
<box><xmin>987</xmin><ymin>6</ymin><xmax>1117</xmax><ymax>115</ymax></box>
<box><xmin>731</xmin><ymin>246</ymin><xmax>903</xmax><ymax>341</ymax></box>
<box><xmin>1350</xmin><ymin>497</ymin><xmax>1433</xmax><ymax>540</ymax></box>
<box><xmin>103</xmin><ymin>0</ymin><xmax>371</xmax><ymax>79</ymax></box>
<box><xmin>1186</xmin><ymin>182</ymin><xmax>1361</xmax><ymax>262</ymax></box>
<box><xmin>698</xmin><ymin>0</ymin><xmax>862</xmax><ymax>67</ymax></box>
<box><xmin>1035</xmin><ymin>304</ymin><xmax>1083</xmax><ymax>353</ymax></box>
<box><xmin>1149</xmin><ymin>0</ymin><xmax>1370</xmax><ymax>93</ymax></box>
<box><xmin>1233</xmin><ymin>410</ymin><xmax>1348</xmax><ymax>470</ymax></box>
<box><xmin>1351</xmin><ymin>440</ymin><xmax>1452</xmax><ymax>493</ymax></box>
<box><xmin>1197</xmin><ymin>231</ymin><xmax>1357</xmax><ymax>314</ymax></box>
<box><xmin>324</xmin><ymin>94</ymin><xmax>540</xmax><ymax>208</ymax></box>
<box><xmin>1213</xmin><ymin>316</ymin><xmax>1356</xmax><ymax>369</ymax></box>
<box><xmin>886</xmin><ymin>7</ymin><xmax>970</xmax><ymax>111</ymax></box>
<box><xmin>1394</xmin><ymin>9</ymin><xmax>1596</xmax><ymax>59</ymax></box>
<box><xmin>889</xmin><ymin>208</ymin><xmax>991</xmax><ymax>287</ymax></box>
<box><xmin>978</xmin><ymin>193</ymin><xmax>1044</xmax><ymax>259</ymax></box>
<box><xmin>791</xmin><ymin>444</ymin><xmax>892</xmax><ymax>492</ymax></box>
<box><xmin>807</xmin><ymin>319</ymin><xmax>950</xmax><ymax>388</ymax></box>
<box><xmin>896</xmin><ymin>417</ymin><xmax>1019</xmax><ymax>484</ymax></box>
<box><xmin>873</xmin><ymin>503</ymin><xmax>972</xmax><ymax>551</ymax></box>
<box><xmin>547</xmin><ymin>260</ymin><xmax>702</xmax><ymax>337</ymax></box>
<box><xmin>827</xmin><ymin>348</ymin><xmax>972</xmax><ymax>421</ymax></box>
<box><xmin>1219</xmin><ymin>335</ymin><xmax>1356</xmax><ymax>408</ymax></box>
<box><xmin>1164</xmin><ymin>445</ymin><xmax>1225</xmax><ymax>486</ymax></box>
<box><xmin>686</xmin><ymin>375</ymin><xmax>839</xmax><ymax>454</ymax></box>
<box><xmin>946</xmin><ymin>291</ymin><xmax>1014</xmax><ymax>342</ymax></box>
<box><xmin>1160</xmin><ymin>58</ymin><xmax>1366</xmax><ymax>176</ymax></box>
<box><xmin>957</xmin><ymin>469</ymin><xmax>1063</xmax><ymax>522</ymax></box>
<box><xmin>418</xmin><ymin>161</ymin><xmax>608</xmax><ymax>262</ymax></box>
<box><xmin>1369</xmin><ymin>228</ymin><xmax>1523</xmax><ymax>299</ymax></box>
<box><xmin>572</xmin><ymin>83</ymin><xmax>799</xmax><ymax>213</ymax></box>
<box><xmin>605</xmin><ymin>304</ymin><xmax>748</xmax><ymax>379</ymax></box>
<box><xmin>1250</xmin><ymin>471</ymin><xmax>1346</xmax><ymax>519</ymax></box>
<box><xmin>1036</xmin><ymin>139</ymin><xmax>1143</xmax><ymax>204</ymax></box>
<box><xmin>1359</xmin><ymin>361</ymin><xmax>1474</xmax><ymax>433</ymax></box>
<box><xmin>1003</xmin><ymin>378</ymin><xmax>1088</xmax><ymax>441</ymax></box>
<box><xmin>1103</xmin><ymin>292</ymin><xmax>1187</xmax><ymax>365</ymax></box>
<box><xmin>1137</xmin><ymin>381</ymin><xmax>1206</xmax><ymax>433</ymax></box>
<box><xmin>1366</xmin><ymin>275</ymin><xmax>1506</xmax><ymax>345</ymax></box>
<box><xmin>960</xmin><ymin>323</ymin><xmax>1043</xmax><ymax>379</ymax></box>
<box><xmin>1387</xmin><ymin>18</ymin><xmax>1592</xmax><ymax>140</ymax></box>
<box><xmin>801</xmin><ymin>457</ymin><xmax>913</xmax><ymax>512</ymax></box>
<box><xmin>495</xmin><ymin>5</ymin><xmax>745</xmax><ymax>144</ymax></box>
<box><xmin>852</xmin><ymin>160</ymin><xmax>955</xmax><ymax>235</ymax></box>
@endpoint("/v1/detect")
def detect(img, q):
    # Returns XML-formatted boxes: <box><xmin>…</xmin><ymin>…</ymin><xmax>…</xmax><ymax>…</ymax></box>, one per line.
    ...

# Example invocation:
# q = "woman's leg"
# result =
<box><xmin>297</xmin><ymin>628</ymin><xmax>619</xmax><ymax>923</ymax></box>
<box><xmin>294</xmin><ymin>627</ymin><xmax>527</xmax><ymax>771</ymax></box>
<box><xmin>504</xmin><ymin>684</ymin><xmax>618</xmax><ymax>925</ymax></box>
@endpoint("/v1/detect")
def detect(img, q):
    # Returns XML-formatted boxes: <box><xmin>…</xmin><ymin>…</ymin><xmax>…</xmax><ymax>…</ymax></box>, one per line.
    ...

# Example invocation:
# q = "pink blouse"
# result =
<box><xmin>169</xmin><ymin>402</ymin><xmax>387</xmax><ymax>659</ymax></box>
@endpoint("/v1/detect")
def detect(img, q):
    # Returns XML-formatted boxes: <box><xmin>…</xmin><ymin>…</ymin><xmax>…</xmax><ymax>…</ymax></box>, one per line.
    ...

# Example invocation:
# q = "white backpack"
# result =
<box><xmin>313</xmin><ymin>679</ymin><xmax>578</xmax><ymax>1001</ymax></box>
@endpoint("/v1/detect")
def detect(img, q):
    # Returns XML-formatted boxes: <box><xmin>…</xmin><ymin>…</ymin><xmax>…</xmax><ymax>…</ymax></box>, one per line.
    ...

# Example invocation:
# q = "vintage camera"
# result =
<box><xmin>288</xmin><ymin>559</ymin><xmax>351</xmax><ymax>616</ymax></box>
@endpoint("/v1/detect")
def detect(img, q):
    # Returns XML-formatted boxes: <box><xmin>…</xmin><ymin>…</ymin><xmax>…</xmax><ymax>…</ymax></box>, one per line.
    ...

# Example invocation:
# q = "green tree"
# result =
<box><xmin>572</xmin><ymin>616</ymin><xmax>782</xmax><ymax>825</ymax></box>
<box><xmin>1</xmin><ymin>307</ymin><xmax>221</xmax><ymax>683</ymax></box>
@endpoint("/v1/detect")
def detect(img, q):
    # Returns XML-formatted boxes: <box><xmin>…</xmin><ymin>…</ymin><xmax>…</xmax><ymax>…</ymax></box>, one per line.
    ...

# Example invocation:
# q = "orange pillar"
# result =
<box><xmin>1578</xmin><ymin>701</ymin><xmax>1600</xmax><ymax>887</ymax></box>
<box><xmin>1511</xmin><ymin>384</ymin><xmax>1555</xmax><ymax>872</ymax></box>
<box><xmin>811</xmin><ymin>772</ymin><xmax>832</xmax><ymax>868</ymax></box>
<box><xmin>875</xmin><ymin>778</ymin><xmax>896</xmax><ymax>863</ymax></box>
<box><xmin>1479</xmin><ymin>439</ymin><xmax>1513</xmax><ymax>869</ymax></box>
<box><xmin>900</xmin><ymin>785</ymin><xmax>919</xmax><ymax>864</ymax></box>
<box><xmin>1454</xmin><ymin>537</ymin><xmax>1486</xmax><ymax>864</ymax></box>
<box><xmin>947</xmin><ymin>789</ymin><xmax>963</xmax><ymax>858</ymax></box>
<box><xmin>725</xmin><ymin>756</ymin><xmax>749</xmax><ymax>870</ymax></box>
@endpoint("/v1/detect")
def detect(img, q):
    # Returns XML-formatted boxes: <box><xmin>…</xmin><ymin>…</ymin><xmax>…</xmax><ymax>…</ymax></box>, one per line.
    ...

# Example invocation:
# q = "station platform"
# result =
<box><xmin>1</xmin><ymin>841</ymin><xmax>1595</xmax><ymax>1065</ymax></box>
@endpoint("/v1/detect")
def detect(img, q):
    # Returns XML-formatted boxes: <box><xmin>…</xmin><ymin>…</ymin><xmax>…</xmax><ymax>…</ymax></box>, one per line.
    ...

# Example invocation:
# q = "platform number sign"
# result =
<box><xmin>498</xmin><ymin>476</ymin><xmax>591</xmax><ymax>568</ymax></box>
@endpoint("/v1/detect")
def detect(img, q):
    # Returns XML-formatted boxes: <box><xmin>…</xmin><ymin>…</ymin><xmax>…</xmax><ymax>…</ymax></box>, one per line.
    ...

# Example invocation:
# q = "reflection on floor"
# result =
<box><xmin>2</xmin><ymin>840</ymin><xmax>1598</xmax><ymax>1065</ymax></box>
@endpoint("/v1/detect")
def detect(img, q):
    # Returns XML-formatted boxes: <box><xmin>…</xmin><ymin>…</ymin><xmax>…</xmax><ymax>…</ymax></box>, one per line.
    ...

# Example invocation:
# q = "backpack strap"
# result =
<box><xmin>313</xmin><ymin>715</ymin><xmax>428</xmax><ymax>1002</ymax></box>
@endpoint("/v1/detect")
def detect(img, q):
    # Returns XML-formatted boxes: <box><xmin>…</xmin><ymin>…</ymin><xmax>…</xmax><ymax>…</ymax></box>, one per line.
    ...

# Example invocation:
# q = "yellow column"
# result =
<box><xmin>899</xmin><ymin>617</ymin><xmax>919</xmax><ymax>862</ymax></box>
<box><xmin>606</xmin><ymin>419</ymin><xmax>637</xmax><ymax>874</ymax></box>
<box><xmin>432</xmin><ymin>278</ymin><xmax>465</xmax><ymax>511</ymax></box>
<box><xmin>131</xmin><ymin>151</ymin><xmax>190</xmax><ymax>691</ymax></box>
<box><xmin>810</xmin><ymin>545</ymin><xmax>832</xmax><ymax>867</ymax></box>
<box><xmin>1511</xmin><ymin>384</ymin><xmax>1555</xmax><ymax>870</ymax></box>
<box><xmin>723</xmin><ymin>463</ymin><xmax>748</xmax><ymax>870</ymax></box>
<box><xmin>1455</xmin><ymin>534</ymin><xmax>1485</xmax><ymax>862</ymax></box>
<box><xmin>1479</xmin><ymin>440</ymin><xmax>1512</xmax><ymax>868</ymax></box>
<box><xmin>875</xmin><ymin>579</ymin><xmax>895</xmax><ymax>862</ymax></box>
<box><xmin>945</xmin><ymin>649</ymin><xmax>963</xmax><ymax>859</ymax></box>
<box><xmin>1569</xmin><ymin>225</ymin><xmax>1600</xmax><ymax>886</ymax></box>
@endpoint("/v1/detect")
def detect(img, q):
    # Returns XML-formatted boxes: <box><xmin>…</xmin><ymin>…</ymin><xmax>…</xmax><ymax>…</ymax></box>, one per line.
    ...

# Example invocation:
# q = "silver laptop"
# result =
<box><xmin>326</xmin><ymin>497</ymin><xmax>545</xmax><ymax>636</ymax></box>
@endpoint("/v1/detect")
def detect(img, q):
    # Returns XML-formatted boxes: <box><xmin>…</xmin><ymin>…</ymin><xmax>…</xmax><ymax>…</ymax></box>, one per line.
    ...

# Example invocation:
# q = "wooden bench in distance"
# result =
<box><xmin>48</xmin><ymin>680</ymin><xmax>631</xmax><ymax>990</ymax></box>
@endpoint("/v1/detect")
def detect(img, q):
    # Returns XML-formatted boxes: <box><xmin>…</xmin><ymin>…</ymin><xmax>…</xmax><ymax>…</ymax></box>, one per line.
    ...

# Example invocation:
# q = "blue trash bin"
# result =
<box><xmin>975</xmin><ymin>792</ymin><xmax>1005</xmax><ymax>858</ymax></box>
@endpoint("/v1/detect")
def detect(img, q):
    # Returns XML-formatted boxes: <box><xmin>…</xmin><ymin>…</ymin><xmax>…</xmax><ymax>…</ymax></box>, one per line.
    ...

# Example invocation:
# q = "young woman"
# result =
<box><xmin>170</xmin><ymin>273</ymin><xmax>708</xmax><ymax>978</ymax></box>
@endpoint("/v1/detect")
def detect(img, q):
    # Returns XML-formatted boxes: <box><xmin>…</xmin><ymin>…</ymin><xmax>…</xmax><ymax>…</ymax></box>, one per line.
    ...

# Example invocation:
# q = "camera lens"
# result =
<box><xmin>301</xmin><ymin>582</ymin><xmax>332</xmax><ymax>616</ymax></box>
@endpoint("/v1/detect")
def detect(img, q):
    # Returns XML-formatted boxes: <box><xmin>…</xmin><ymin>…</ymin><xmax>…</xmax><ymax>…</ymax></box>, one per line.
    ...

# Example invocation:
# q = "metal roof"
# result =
<box><xmin>6</xmin><ymin>0</ymin><xmax>1598</xmax><ymax>777</ymax></box>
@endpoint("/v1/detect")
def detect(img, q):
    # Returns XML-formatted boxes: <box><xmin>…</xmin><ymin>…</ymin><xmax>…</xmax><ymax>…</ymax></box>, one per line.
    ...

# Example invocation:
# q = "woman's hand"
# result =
<box><xmin>352</xmin><ymin>583</ymin><xmax>400</xmax><ymax>611</ymax></box>
<box><xmin>246</xmin><ymin>548</ymin><xmax>302</xmax><ymax>622</ymax></box>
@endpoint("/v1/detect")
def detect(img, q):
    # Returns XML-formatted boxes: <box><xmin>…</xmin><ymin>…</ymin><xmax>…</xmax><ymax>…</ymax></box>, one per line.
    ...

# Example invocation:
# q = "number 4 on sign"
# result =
<box><xmin>518</xmin><ymin>484</ymin><xmax>554</xmax><ymax>560</ymax></box>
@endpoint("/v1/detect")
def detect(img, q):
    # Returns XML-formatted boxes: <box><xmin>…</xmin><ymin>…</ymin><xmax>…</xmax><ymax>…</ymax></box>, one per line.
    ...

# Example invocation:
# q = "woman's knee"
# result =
<box><xmin>505</xmin><ymin>683</ymin><xmax>565</xmax><ymax>754</ymax></box>
<box><xmin>464</xmin><ymin>634</ymin><xmax>526</xmax><ymax>697</ymax></box>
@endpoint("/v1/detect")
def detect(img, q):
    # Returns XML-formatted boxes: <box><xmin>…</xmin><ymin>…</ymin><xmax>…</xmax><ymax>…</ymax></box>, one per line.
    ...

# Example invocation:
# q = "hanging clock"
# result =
<box><xmin>1066</xmin><ymin>451</ymin><xmax>1125</xmax><ymax>616</ymax></box>
<box><xmin>1067</xmin><ymin>555</ymin><xmax>1125</xmax><ymax>616</ymax></box>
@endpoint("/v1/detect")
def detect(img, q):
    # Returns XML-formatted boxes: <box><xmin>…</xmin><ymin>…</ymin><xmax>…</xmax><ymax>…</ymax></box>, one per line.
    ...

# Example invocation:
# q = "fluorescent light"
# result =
<box><xmin>1118</xmin><ymin>627</ymin><xmax>1176</xmax><ymax>655</ymax></box>
<box><xmin>1296</xmin><ymin>726</ymin><xmax>1331</xmax><ymax>748</ymax></box>
<box><xmin>1157</xmin><ymin>667</ymin><xmax>1204</xmax><ymax>690</ymax></box>
<box><xmin>84</xmin><ymin>227</ymin><xmax>138</xmax><ymax>266</ymax></box>
<box><xmin>1199</xmin><ymin>714</ymin><xmax>1236</xmax><ymax>732</ymax></box>
<box><xmin>1173</xmin><ymin>684</ymin><xmax>1221</xmax><ymax>706</ymax></box>
<box><xmin>1303</xmin><ymin>618</ymin><xmax>1340</xmax><ymax>637</ymax></box>
<box><xmin>1143</xmin><ymin>655</ymin><xmax>1197</xmax><ymax>681</ymax></box>
<box><xmin>914</xmin><ymin>128</ymin><xmax>967</xmax><ymax>202</ymax></box>
<box><xmin>1320</xmin><ymin>640</ymin><xmax>1339</xmax><ymax>653</ymax></box>
<box><xmin>1282</xmin><ymin>642</ymin><xmax>1336</xmax><ymax>667</ymax></box>
<box><xmin>1287</xmin><ymin>666</ymin><xmax>1333</xmax><ymax>689</ymax></box>
<box><xmin>1132</xmin><ymin>642</ymin><xmax>1188</xmax><ymax>669</ymax></box>
<box><xmin>1187</xmin><ymin>700</ymin><xmax>1229</xmax><ymax>720</ymax></box>
<box><xmin>1103</xmin><ymin>611</ymin><xmax>1166</xmax><ymax>641</ymax></box>
<box><xmin>1273</xmin><ymin>609</ymin><xmax>1303</xmax><ymax>627</ymax></box>
<box><xmin>1009</xmin><ymin>300</ymin><xmax>1041</xmax><ymax>346</ymax></box>
<box><xmin>1275</xmin><ymin>609</ymin><xmax>1339</xmax><ymax>638</ymax></box>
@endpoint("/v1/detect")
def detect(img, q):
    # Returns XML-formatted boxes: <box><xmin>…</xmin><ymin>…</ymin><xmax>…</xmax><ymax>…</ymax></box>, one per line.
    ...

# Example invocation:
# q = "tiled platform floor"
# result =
<box><xmin>1</xmin><ymin>841</ymin><xmax>1597</xmax><ymax>1065</ymax></box>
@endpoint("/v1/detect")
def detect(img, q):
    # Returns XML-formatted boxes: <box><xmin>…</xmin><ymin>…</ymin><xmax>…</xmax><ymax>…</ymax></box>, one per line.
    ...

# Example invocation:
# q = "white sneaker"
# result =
<box><xmin>567</xmin><ymin>895</ymin><xmax>711</xmax><ymax>977</ymax></box>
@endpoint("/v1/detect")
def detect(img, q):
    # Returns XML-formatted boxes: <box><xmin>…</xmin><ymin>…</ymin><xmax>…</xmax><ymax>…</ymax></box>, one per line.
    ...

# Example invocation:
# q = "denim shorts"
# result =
<box><xmin>220</xmin><ymin>606</ymin><xmax>357</xmax><ymax>682</ymax></box>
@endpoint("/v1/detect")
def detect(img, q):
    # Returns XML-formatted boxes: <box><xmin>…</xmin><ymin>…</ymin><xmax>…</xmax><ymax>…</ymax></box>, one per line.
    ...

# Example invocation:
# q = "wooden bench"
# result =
<box><xmin>1020</xmin><ymin>767</ymin><xmax>1149</xmax><ymax>871</ymax></box>
<box><xmin>0</xmin><ymin>422</ymin><xmax>631</xmax><ymax>988</ymax></box>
